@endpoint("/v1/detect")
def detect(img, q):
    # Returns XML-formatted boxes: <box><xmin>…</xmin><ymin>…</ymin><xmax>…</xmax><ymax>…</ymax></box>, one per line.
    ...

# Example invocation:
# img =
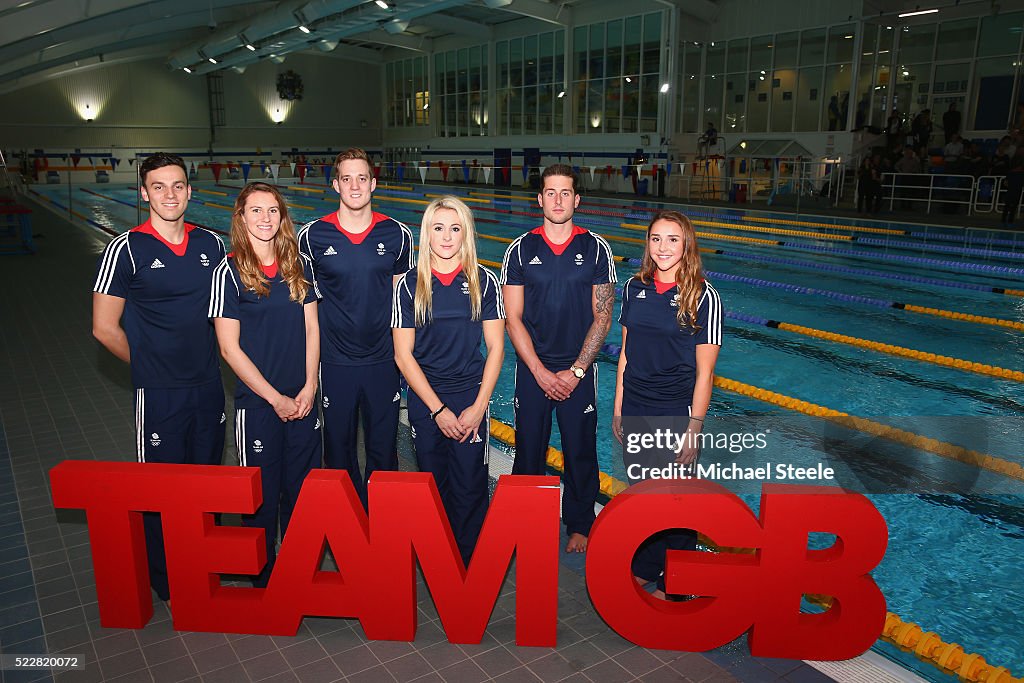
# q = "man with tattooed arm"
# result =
<box><xmin>499</xmin><ymin>164</ymin><xmax>616</xmax><ymax>553</ymax></box>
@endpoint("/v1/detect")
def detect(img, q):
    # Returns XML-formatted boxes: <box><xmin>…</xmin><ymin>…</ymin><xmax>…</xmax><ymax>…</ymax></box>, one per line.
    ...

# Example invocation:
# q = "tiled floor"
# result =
<box><xmin>0</xmin><ymin>198</ymin><xmax>839</xmax><ymax>682</ymax></box>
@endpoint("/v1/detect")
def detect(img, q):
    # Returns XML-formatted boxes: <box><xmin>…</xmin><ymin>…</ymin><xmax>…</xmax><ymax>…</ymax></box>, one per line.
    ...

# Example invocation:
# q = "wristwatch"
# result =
<box><xmin>570</xmin><ymin>365</ymin><xmax>585</xmax><ymax>379</ymax></box>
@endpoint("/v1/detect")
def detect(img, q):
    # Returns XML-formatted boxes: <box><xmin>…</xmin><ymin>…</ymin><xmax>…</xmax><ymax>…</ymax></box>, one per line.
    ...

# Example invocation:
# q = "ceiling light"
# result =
<box><xmin>557</xmin><ymin>90</ymin><xmax>565</xmax><ymax>98</ymax></box>
<box><xmin>898</xmin><ymin>8</ymin><xmax>938</xmax><ymax>17</ymax></box>
<box><xmin>298</xmin><ymin>24</ymin><xmax>311</xmax><ymax>33</ymax></box>
<box><xmin>625</xmin><ymin>76</ymin><xmax>632</xmax><ymax>82</ymax></box>
<box><xmin>375</xmin><ymin>0</ymin><xmax>388</xmax><ymax>7</ymax></box>
<box><xmin>246</xmin><ymin>44</ymin><xmax>256</xmax><ymax>51</ymax></box>
<box><xmin>660</xmin><ymin>83</ymin><xmax>669</xmax><ymax>93</ymax></box>
<box><xmin>423</xmin><ymin>103</ymin><xmax>429</xmax><ymax>110</ymax></box>
<box><xmin>844</xmin><ymin>34</ymin><xmax>853</xmax><ymax>39</ymax></box>
<box><xmin>183</xmin><ymin>67</ymin><xmax>192</xmax><ymax>73</ymax></box>
<box><xmin>208</xmin><ymin>57</ymin><xmax>217</xmax><ymax>64</ymax></box>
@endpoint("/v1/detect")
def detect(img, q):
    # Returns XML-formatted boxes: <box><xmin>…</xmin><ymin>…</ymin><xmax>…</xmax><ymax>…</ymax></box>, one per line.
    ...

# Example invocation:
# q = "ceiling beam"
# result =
<box><xmin>350</xmin><ymin>29</ymin><xmax>433</xmax><ymax>52</ymax></box>
<box><xmin>409</xmin><ymin>12</ymin><xmax>492</xmax><ymax>38</ymax></box>
<box><xmin>483</xmin><ymin>0</ymin><xmax>571</xmax><ymax>26</ymax></box>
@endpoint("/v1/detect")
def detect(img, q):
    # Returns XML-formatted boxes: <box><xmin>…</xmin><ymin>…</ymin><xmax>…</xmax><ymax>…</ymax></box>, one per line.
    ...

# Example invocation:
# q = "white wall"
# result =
<box><xmin>0</xmin><ymin>53</ymin><xmax>382</xmax><ymax>150</ymax></box>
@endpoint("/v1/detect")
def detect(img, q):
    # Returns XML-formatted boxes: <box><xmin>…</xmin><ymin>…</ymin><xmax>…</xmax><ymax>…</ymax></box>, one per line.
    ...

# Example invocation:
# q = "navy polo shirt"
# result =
<box><xmin>92</xmin><ymin>220</ymin><xmax>225</xmax><ymax>389</ymax></box>
<box><xmin>619</xmin><ymin>277</ymin><xmax>723</xmax><ymax>405</ymax></box>
<box><xmin>298</xmin><ymin>211</ymin><xmax>413</xmax><ymax>365</ymax></box>
<box><xmin>499</xmin><ymin>225</ymin><xmax>615</xmax><ymax>367</ymax></box>
<box><xmin>209</xmin><ymin>255</ymin><xmax>320</xmax><ymax>409</ymax></box>
<box><xmin>392</xmin><ymin>265</ymin><xmax>504</xmax><ymax>394</ymax></box>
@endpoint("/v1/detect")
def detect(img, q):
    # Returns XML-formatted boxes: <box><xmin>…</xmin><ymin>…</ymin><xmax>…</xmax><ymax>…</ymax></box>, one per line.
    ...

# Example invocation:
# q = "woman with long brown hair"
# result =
<box><xmin>392</xmin><ymin>195</ymin><xmax>505</xmax><ymax>565</ymax></box>
<box><xmin>612</xmin><ymin>209</ymin><xmax>722</xmax><ymax>600</ymax></box>
<box><xmin>210</xmin><ymin>181</ymin><xmax>321</xmax><ymax>587</ymax></box>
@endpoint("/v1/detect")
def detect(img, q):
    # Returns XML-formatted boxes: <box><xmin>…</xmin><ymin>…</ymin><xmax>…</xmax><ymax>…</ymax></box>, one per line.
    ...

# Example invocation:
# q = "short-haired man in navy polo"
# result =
<box><xmin>500</xmin><ymin>164</ymin><xmax>615</xmax><ymax>553</ymax></box>
<box><xmin>92</xmin><ymin>152</ymin><xmax>226</xmax><ymax>602</ymax></box>
<box><xmin>298</xmin><ymin>148</ymin><xmax>413</xmax><ymax>505</ymax></box>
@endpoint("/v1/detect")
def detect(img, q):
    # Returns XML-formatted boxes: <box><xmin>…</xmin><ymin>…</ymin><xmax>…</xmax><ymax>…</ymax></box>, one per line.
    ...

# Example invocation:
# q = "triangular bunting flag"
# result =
<box><xmin>483</xmin><ymin>166</ymin><xmax>492</xmax><ymax>184</ymax></box>
<box><xmin>241</xmin><ymin>163</ymin><xmax>252</xmax><ymax>182</ymax></box>
<box><xmin>635</xmin><ymin>164</ymin><xmax>643</xmax><ymax>178</ymax></box>
<box><xmin>269</xmin><ymin>163</ymin><xmax>280</xmax><ymax>181</ymax></box>
<box><xmin>71</xmin><ymin>155</ymin><xmax>81</xmax><ymax>167</ymax></box>
<box><xmin>462</xmin><ymin>160</ymin><xmax>469</xmax><ymax>183</ymax></box>
<box><xmin>87</xmin><ymin>157</ymin><xmax>94</xmax><ymax>167</ymax></box>
<box><xmin>397</xmin><ymin>164</ymin><xmax>405</xmax><ymax>182</ymax></box>
<box><xmin>111</xmin><ymin>157</ymin><xmax>120</xmax><ymax>170</ymax></box>
<box><xmin>128</xmin><ymin>158</ymin><xmax>135</xmax><ymax>166</ymax></box>
<box><xmin>440</xmin><ymin>162</ymin><xmax>449</xmax><ymax>182</ymax></box>
<box><xmin>211</xmin><ymin>163</ymin><xmax>223</xmax><ymax>182</ymax></box>
<box><xmin>417</xmin><ymin>165</ymin><xmax>427</xmax><ymax>184</ymax></box>
<box><xmin>621</xmin><ymin>165</ymin><xmax>629</xmax><ymax>179</ymax></box>
<box><xmin>322</xmin><ymin>165</ymin><xmax>331</xmax><ymax>185</ymax></box>
<box><xmin>298</xmin><ymin>164</ymin><xmax>307</xmax><ymax>183</ymax></box>
<box><xmin>289</xmin><ymin>162</ymin><xmax>296</xmax><ymax>175</ymax></box>
<box><xmin>588</xmin><ymin>165</ymin><xmax>597</xmax><ymax>182</ymax></box>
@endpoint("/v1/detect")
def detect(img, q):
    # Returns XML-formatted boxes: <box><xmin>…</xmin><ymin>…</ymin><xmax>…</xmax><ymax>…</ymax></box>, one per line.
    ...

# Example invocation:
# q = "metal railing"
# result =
<box><xmin>879</xmin><ymin>172</ymin><xmax>976</xmax><ymax>215</ymax></box>
<box><xmin>973</xmin><ymin>176</ymin><xmax>1005</xmax><ymax>214</ymax></box>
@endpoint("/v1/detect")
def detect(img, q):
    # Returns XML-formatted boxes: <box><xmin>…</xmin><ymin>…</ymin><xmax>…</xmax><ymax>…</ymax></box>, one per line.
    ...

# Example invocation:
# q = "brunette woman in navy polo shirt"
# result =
<box><xmin>210</xmin><ymin>182</ymin><xmax>321</xmax><ymax>587</ymax></box>
<box><xmin>613</xmin><ymin>209</ymin><xmax>723</xmax><ymax>600</ymax></box>
<box><xmin>392</xmin><ymin>196</ymin><xmax>505</xmax><ymax>565</ymax></box>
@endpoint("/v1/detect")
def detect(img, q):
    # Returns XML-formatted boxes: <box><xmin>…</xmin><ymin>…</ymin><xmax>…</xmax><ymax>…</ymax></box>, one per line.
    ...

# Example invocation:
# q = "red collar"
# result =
<box><xmin>654</xmin><ymin>279</ymin><xmax>677</xmax><ymax>295</ymax></box>
<box><xmin>531</xmin><ymin>224</ymin><xmax>586</xmax><ymax>256</ymax></box>
<box><xmin>432</xmin><ymin>265</ymin><xmax>463</xmax><ymax>287</ymax></box>
<box><xmin>132</xmin><ymin>219</ymin><xmax>195</xmax><ymax>257</ymax></box>
<box><xmin>321</xmin><ymin>211</ymin><xmax>389</xmax><ymax>245</ymax></box>
<box><xmin>261</xmin><ymin>261</ymin><xmax>278</xmax><ymax>278</ymax></box>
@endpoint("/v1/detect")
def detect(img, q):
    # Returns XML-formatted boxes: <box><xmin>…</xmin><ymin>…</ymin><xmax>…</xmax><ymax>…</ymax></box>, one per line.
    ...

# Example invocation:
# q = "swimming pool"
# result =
<box><xmin>33</xmin><ymin>180</ymin><xmax>1024</xmax><ymax>682</ymax></box>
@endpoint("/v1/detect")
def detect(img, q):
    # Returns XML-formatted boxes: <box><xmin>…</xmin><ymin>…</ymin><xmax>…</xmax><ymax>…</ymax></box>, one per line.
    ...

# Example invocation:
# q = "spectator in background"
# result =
<box><xmin>912</xmin><ymin>110</ymin><xmax>933</xmax><ymax>151</ymax></box>
<box><xmin>961</xmin><ymin>143</ymin><xmax>986</xmax><ymax>178</ymax></box>
<box><xmin>991</xmin><ymin>138</ymin><xmax>1012</xmax><ymax>177</ymax></box>
<box><xmin>894</xmin><ymin>146</ymin><xmax>922</xmax><ymax>210</ymax></box>
<box><xmin>858</xmin><ymin>156</ymin><xmax>881</xmax><ymax>214</ymax></box>
<box><xmin>1002</xmin><ymin>147</ymin><xmax>1024</xmax><ymax>226</ymax></box>
<box><xmin>886</xmin><ymin>109</ymin><xmax>904</xmax><ymax>150</ymax></box>
<box><xmin>944</xmin><ymin>134</ymin><xmax>964</xmax><ymax>165</ymax></box>
<box><xmin>942</xmin><ymin>102</ymin><xmax>962</xmax><ymax>145</ymax></box>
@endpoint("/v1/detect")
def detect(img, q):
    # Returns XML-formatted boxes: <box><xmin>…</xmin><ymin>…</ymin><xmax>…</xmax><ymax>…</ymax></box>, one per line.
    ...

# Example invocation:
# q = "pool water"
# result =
<box><xmin>35</xmin><ymin>180</ymin><xmax>1024</xmax><ymax>682</ymax></box>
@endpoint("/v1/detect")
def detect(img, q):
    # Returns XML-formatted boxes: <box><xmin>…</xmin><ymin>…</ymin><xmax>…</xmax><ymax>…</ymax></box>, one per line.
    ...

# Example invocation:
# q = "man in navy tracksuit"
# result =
<box><xmin>92</xmin><ymin>152</ymin><xmax>226</xmax><ymax>602</ymax></box>
<box><xmin>500</xmin><ymin>164</ymin><xmax>615</xmax><ymax>553</ymax></box>
<box><xmin>298</xmin><ymin>148</ymin><xmax>413</xmax><ymax>505</ymax></box>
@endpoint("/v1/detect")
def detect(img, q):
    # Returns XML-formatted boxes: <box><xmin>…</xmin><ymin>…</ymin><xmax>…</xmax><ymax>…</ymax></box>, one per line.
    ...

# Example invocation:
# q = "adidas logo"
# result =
<box><xmin>252</xmin><ymin>439</ymin><xmax>264</xmax><ymax>454</ymax></box>
<box><xmin>393</xmin><ymin>391</ymin><xmax>401</xmax><ymax>402</ymax></box>
<box><xmin>220</xmin><ymin>413</ymin><xmax>226</xmax><ymax>424</ymax></box>
<box><xmin>470</xmin><ymin>433</ymin><xmax>483</xmax><ymax>443</ymax></box>
<box><xmin>314</xmin><ymin>418</ymin><xmax>321</xmax><ymax>430</ymax></box>
<box><xmin>324</xmin><ymin>246</ymin><xmax>338</xmax><ymax>256</ymax></box>
<box><xmin>583</xmin><ymin>404</ymin><xmax>595</xmax><ymax>414</ymax></box>
<box><xmin>410</xmin><ymin>425</ymin><xmax>417</xmax><ymax>439</ymax></box>
<box><xmin>529</xmin><ymin>256</ymin><xmax>543</xmax><ymax>265</ymax></box>
<box><xmin>636</xmin><ymin>290</ymin><xmax>646</xmax><ymax>299</ymax></box>
<box><xmin>150</xmin><ymin>258</ymin><xmax>165</xmax><ymax>269</ymax></box>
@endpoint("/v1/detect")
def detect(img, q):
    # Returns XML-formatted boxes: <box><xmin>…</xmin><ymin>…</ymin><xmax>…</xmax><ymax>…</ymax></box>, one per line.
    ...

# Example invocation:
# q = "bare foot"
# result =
<box><xmin>565</xmin><ymin>533</ymin><xmax>588</xmax><ymax>553</ymax></box>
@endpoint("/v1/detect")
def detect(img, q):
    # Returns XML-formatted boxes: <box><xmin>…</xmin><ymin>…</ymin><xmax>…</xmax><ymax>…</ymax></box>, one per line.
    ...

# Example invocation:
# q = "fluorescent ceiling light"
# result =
<box><xmin>183</xmin><ymin>67</ymin><xmax>192</xmax><ymax>73</ymax></box>
<box><xmin>208</xmin><ymin>57</ymin><xmax>217</xmax><ymax>64</ymax></box>
<box><xmin>246</xmin><ymin>44</ymin><xmax>256</xmax><ymax>51</ymax></box>
<box><xmin>660</xmin><ymin>82</ymin><xmax>669</xmax><ymax>92</ymax></box>
<box><xmin>375</xmin><ymin>0</ymin><xmax>388</xmax><ymax>7</ymax></box>
<box><xmin>298</xmin><ymin>25</ymin><xmax>311</xmax><ymax>33</ymax></box>
<box><xmin>557</xmin><ymin>90</ymin><xmax>565</xmax><ymax>98</ymax></box>
<box><xmin>898</xmin><ymin>8</ymin><xmax>938</xmax><ymax>17</ymax></box>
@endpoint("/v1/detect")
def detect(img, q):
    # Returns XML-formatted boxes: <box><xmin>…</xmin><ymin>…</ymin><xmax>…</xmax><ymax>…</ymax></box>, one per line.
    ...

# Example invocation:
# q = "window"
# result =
<box><xmin>385</xmin><ymin>56</ymin><xmax>428</xmax><ymax>128</ymax></box>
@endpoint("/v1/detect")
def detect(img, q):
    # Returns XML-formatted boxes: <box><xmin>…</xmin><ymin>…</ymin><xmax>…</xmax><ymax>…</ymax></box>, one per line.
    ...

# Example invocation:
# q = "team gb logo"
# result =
<box><xmin>376</xmin><ymin>242</ymin><xmax>386</xmax><ymax>255</ymax></box>
<box><xmin>574</xmin><ymin>253</ymin><xmax>584</xmax><ymax>266</ymax></box>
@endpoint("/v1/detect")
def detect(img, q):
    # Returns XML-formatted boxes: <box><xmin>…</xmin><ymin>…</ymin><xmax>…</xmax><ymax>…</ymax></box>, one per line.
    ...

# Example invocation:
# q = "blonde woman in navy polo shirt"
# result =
<box><xmin>613</xmin><ymin>210</ymin><xmax>722</xmax><ymax>600</ymax></box>
<box><xmin>392</xmin><ymin>196</ymin><xmax>505</xmax><ymax>565</ymax></box>
<box><xmin>210</xmin><ymin>182</ymin><xmax>321</xmax><ymax>587</ymax></box>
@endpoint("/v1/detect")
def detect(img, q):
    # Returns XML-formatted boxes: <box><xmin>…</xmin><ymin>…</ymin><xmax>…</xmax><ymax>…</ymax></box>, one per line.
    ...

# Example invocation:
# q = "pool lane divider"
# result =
<box><xmin>486</xmin><ymin>417</ymin><xmax>1023</xmax><ymax>683</ymax></box>
<box><xmin>30</xmin><ymin>189</ymin><xmax>116</xmax><ymax>236</ymax></box>
<box><xmin>475</xmin><ymin>228</ymin><xmax>1024</xmax><ymax>332</ymax></box>
<box><xmin>703</xmin><ymin>271</ymin><xmax>1024</xmax><ymax>332</ymax></box>
<box><xmin>78</xmin><ymin>188</ymin><xmax>229</xmax><ymax>237</ymax></box>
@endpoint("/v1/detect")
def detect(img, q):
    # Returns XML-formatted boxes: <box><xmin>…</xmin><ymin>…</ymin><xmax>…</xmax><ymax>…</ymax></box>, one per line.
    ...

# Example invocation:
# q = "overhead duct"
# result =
<box><xmin>187</xmin><ymin>0</ymin><xmax>474</xmax><ymax>75</ymax></box>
